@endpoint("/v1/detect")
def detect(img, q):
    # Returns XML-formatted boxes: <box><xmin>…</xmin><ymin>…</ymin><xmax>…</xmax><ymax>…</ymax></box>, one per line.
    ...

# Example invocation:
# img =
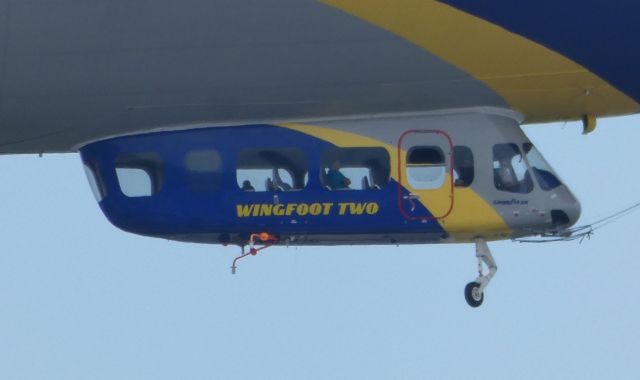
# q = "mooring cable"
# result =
<box><xmin>514</xmin><ymin>200</ymin><xmax>640</xmax><ymax>243</ymax></box>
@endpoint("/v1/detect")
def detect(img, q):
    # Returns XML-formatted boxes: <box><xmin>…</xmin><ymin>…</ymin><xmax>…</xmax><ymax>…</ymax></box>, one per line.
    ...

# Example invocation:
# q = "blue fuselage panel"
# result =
<box><xmin>80</xmin><ymin>125</ymin><xmax>446</xmax><ymax>243</ymax></box>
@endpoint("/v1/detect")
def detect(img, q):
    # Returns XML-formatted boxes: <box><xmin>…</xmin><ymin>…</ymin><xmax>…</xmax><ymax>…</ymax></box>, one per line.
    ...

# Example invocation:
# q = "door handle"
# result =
<box><xmin>403</xmin><ymin>193</ymin><xmax>419</xmax><ymax>211</ymax></box>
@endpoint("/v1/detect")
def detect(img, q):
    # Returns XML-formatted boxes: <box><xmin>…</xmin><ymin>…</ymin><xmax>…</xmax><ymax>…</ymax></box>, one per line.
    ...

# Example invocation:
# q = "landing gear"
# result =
<box><xmin>464</xmin><ymin>282</ymin><xmax>484</xmax><ymax>307</ymax></box>
<box><xmin>464</xmin><ymin>239</ymin><xmax>497</xmax><ymax>308</ymax></box>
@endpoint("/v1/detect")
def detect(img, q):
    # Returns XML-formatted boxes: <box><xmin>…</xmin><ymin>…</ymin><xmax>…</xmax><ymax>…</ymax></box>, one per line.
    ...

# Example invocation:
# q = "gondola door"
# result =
<box><xmin>397</xmin><ymin>130</ymin><xmax>454</xmax><ymax>221</ymax></box>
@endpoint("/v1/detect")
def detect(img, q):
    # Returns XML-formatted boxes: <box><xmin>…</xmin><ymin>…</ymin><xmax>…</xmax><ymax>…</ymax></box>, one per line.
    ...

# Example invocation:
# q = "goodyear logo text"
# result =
<box><xmin>236</xmin><ymin>202</ymin><xmax>379</xmax><ymax>218</ymax></box>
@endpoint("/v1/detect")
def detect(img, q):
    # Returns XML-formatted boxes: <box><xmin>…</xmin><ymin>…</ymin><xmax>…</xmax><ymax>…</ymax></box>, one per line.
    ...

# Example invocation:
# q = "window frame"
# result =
<box><xmin>114</xmin><ymin>152</ymin><xmax>163</xmax><ymax>198</ymax></box>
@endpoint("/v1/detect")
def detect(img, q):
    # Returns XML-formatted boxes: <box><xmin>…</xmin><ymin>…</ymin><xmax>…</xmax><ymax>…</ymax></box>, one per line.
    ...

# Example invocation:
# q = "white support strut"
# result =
<box><xmin>475</xmin><ymin>238</ymin><xmax>497</xmax><ymax>293</ymax></box>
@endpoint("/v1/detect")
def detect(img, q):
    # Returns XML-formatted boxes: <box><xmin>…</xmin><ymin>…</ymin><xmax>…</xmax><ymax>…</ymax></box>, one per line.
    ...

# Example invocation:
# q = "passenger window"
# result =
<box><xmin>116</xmin><ymin>168</ymin><xmax>153</xmax><ymax>197</ymax></box>
<box><xmin>406</xmin><ymin>146</ymin><xmax>447</xmax><ymax>189</ymax></box>
<box><xmin>453</xmin><ymin>146</ymin><xmax>474</xmax><ymax>187</ymax></box>
<box><xmin>115</xmin><ymin>153</ymin><xmax>162</xmax><ymax>197</ymax></box>
<box><xmin>184</xmin><ymin>150</ymin><xmax>223</xmax><ymax>192</ymax></box>
<box><xmin>237</xmin><ymin>149</ymin><xmax>307</xmax><ymax>192</ymax></box>
<box><xmin>83</xmin><ymin>163</ymin><xmax>105</xmax><ymax>202</ymax></box>
<box><xmin>493</xmin><ymin>144</ymin><xmax>533</xmax><ymax>193</ymax></box>
<box><xmin>523</xmin><ymin>143</ymin><xmax>562</xmax><ymax>191</ymax></box>
<box><xmin>320</xmin><ymin>147</ymin><xmax>390</xmax><ymax>190</ymax></box>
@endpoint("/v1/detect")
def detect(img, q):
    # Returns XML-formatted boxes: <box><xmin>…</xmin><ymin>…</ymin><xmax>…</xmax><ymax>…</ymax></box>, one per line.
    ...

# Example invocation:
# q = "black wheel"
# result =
<box><xmin>464</xmin><ymin>282</ymin><xmax>484</xmax><ymax>307</ymax></box>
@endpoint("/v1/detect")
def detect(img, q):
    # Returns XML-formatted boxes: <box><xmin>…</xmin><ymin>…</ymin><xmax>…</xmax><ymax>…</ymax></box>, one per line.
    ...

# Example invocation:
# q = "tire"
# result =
<box><xmin>464</xmin><ymin>282</ymin><xmax>484</xmax><ymax>308</ymax></box>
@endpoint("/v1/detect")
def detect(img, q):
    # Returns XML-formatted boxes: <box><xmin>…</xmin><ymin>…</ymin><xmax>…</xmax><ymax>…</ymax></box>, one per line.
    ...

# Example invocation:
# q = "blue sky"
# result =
<box><xmin>1</xmin><ymin>115</ymin><xmax>639</xmax><ymax>380</ymax></box>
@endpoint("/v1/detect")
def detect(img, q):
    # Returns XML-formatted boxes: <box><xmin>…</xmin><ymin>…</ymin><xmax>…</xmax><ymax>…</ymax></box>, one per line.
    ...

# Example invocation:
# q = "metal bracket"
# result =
<box><xmin>231</xmin><ymin>232</ymin><xmax>278</xmax><ymax>274</ymax></box>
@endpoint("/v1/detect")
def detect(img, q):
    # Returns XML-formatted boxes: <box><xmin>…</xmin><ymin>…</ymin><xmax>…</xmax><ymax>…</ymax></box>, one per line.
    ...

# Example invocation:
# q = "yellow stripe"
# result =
<box><xmin>280</xmin><ymin>122</ymin><xmax>511</xmax><ymax>240</ymax></box>
<box><xmin>320</xmin><ymin>0</ymin><xmax>640</xmax><ymax>122</ymax></box>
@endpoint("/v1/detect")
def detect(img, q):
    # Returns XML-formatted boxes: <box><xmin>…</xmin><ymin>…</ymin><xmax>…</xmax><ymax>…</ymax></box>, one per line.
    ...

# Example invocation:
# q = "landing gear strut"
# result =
<box><xmin>464</xmin><ymin>239</ymin><xmax>497</xmax><ymax>308</ymax></box>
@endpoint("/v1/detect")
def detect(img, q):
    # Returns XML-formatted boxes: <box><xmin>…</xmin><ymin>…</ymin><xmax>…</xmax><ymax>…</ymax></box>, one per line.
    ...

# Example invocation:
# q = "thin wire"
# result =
<box><xmin>587</xmin><ymin>200</ymin><xmax>640</xmax><ymax>228</ymax></box>
<box><xmin>514</xmin><ymin>200</ymin><xmax>640</xmax><ymax>244</ymax></box>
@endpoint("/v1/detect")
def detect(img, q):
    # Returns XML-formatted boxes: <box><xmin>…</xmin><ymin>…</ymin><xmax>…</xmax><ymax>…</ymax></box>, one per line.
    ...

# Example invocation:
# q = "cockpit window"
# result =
<box><xmin>236</xmin><ymin>148</ymin><xmax>307</xmax><ymax>192</ymax></box>
<box><xmin>523</xmin><ymin>143</ymin><xmax>562</xmax><ymax>191</ymax></box>
<box><xmin>320</xmin><ymin>147</ymin><xmax>390</xmax><ymax>190</ymax></box>
<box><xmin>493</xmin><ymin>144</ymin><xmax>533</xmax><ymax>193</ymax></box>
<box><xmin>115</xmin><ymin>153</ymin><xmax>163</xmax><ymax>197</ymax></box>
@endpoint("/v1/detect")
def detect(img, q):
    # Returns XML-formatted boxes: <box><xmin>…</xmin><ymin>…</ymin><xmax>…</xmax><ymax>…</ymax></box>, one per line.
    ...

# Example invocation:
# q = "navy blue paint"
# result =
<box><xmin>439</xmin><ymin>0</ymin><xmax>640</xmax><ymax>103</ymax></box>
<box><xmin>80</xmin><ymin>125</ymin><xmax>447</xmax><ymax>244</ymax></box>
